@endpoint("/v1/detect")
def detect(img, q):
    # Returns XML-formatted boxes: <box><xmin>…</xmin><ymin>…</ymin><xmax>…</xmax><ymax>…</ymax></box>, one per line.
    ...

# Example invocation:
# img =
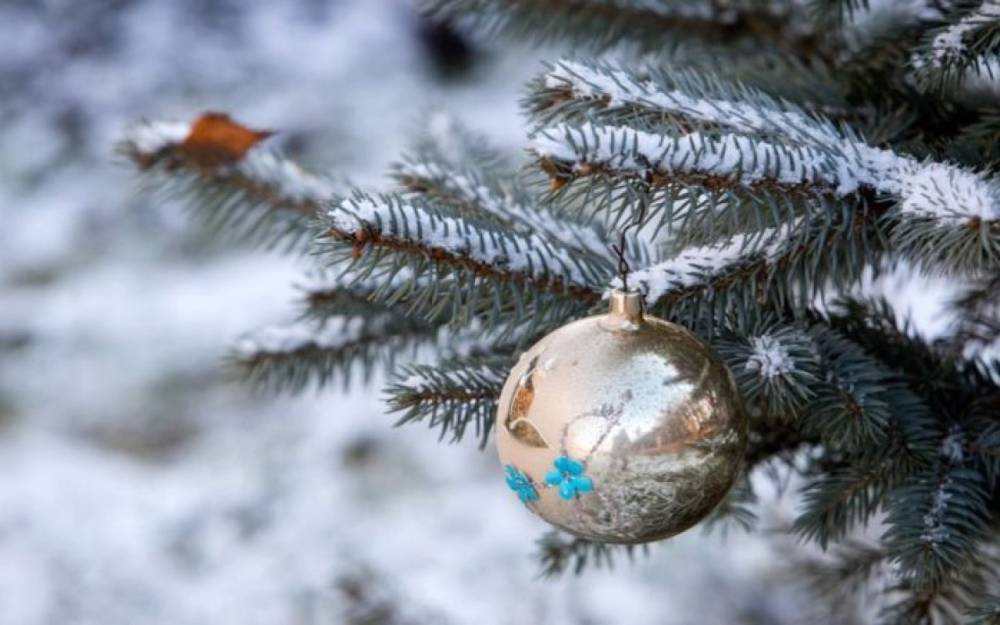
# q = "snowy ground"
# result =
<box><xmin>0</xmin><ymin>2</ymin><xmax>824</xmax><ymax>623</ymax></box>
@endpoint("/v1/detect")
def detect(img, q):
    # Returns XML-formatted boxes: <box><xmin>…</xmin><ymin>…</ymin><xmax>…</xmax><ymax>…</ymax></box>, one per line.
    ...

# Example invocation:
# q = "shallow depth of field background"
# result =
<box><xmin>0</xmin><ymin>1</ymin><xmax>845</xmax><ymax>623</ymax></box>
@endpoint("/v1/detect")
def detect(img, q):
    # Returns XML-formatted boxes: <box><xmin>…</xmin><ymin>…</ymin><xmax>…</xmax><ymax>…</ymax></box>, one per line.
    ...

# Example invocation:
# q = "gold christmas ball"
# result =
<box><xmin>497</xmin><ymin>290</ymin><xmax>746</xmax><ymax>544</ymax></box>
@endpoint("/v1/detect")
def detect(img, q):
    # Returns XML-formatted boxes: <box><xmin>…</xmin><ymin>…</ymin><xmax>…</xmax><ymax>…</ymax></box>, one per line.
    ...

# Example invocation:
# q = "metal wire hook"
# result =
<box><xmin>613</xmin><ymin>187</ymin><xmax>650</xmax><ymax>294</ymax></box>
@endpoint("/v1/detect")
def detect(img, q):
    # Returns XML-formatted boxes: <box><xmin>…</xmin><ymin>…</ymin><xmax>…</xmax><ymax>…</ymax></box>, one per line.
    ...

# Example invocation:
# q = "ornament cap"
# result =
<box><xmin>604</xmin><ymin>289</ymin><xmax>644</xmax><ymax>330</ymax></box>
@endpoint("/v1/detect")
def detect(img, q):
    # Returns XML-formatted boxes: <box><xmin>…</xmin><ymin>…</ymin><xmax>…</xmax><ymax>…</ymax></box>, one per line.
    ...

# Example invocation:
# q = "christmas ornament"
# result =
<box><xmin>496</xmin><ymin>289</ymin><xmax>746</xmax><ymax>544</ymax></box>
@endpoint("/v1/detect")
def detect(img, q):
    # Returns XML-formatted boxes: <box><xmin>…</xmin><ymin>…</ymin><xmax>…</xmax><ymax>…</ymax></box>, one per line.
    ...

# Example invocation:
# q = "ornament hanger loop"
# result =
<box><xmin>611</xmin><ymin>191</ymin><xmax>650</xmax><ymax>294</ymax></box>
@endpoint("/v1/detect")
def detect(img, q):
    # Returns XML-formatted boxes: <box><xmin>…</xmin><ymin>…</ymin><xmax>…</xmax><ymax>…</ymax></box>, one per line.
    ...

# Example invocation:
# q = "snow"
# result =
<box><xmin>615</xmin><ymin>223</ymin><xmax>799</xmax><ymax>305</ymax></box>
<box><xmin>537</xmin><ymin>123</ymin><xmax>1000</xmax><ymax>224</ymax></box>
<box><xmin>329</xmin><ymin>195</ymin><xmax>596</xmax><ymax>287</ymax></box>
<box><xmin>233</xmin><ymin>318</ymin><xmax>367</xmax><ymax>357</ymax></box>
<box><xmin>239</xmin><ymin>151</ymin><xmax>341</xmax><ymax>203</ymax></box>
<box><xmin>895</xmin><ymin>160</ymin><xmax>1000</xmax><ymax>222</ymax></box>
<box><xmin>124</xmin><ymin>119</ymin><xmax>341</xmax><ymax>205</ymax></box>
<box><xmin>398</xmin><ymin>364</ymin><xmax>504</xmax><ymax>390</ymax></box>
<box><xmin>124</xmin><ymin>119</ymin><xmax>192</xmax><ymax>154</ymax></box>
<box><xmin>534</xmin><ymin>123</ymin><xmax>841</xmax><ymax>190</ymax></box>
<box><xmin>745</xmin><ymin>335</ymin><xmax>795</xmax><ymax>379</ymax></box>
<box><xmin>921</xmin><ymin>478</ymin><xmax>953</xmax><ymax>545</ymax></box>
<box><xmin>927</xmin><ymin>1</ymin><xmax>1000</xmax><ymax>64</ymax></box>
<box><xmin>540</xmin><ymin>62</ymin><xmax>1000</xmax><ymax>224</ymax></box>
<box><xmin>940</xmin><ymin>426</ymin><xmax>966</xmax><ymax>464</ymax></box>
<box><xmin>545</xmin><ymin>59</ymin><xmax>842</xmax><ymax>147</ymax></box>
<box><xmin>841</xmin><ymin>146</ymin><xmax>1000</xmax><ymax>223</ymax></box>
<box><xmin>398</xmin><ymin>160</ymin><xmax>608</xmax><ymax>255</ymax></box>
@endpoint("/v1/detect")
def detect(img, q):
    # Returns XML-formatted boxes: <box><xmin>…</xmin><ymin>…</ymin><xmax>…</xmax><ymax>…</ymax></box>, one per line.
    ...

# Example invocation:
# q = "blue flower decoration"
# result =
<box><xmin>504</xmin><ymin>465</ymin><xmax>539</xmax><ymax>504</ymax></box>
<box><xmin>545</xmin><ymin>455</ymin><xmax>594</xmax><ymax>500</ymax></box>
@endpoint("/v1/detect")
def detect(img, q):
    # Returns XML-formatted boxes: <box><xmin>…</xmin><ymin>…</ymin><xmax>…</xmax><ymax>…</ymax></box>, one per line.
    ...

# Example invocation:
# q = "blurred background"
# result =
<box><xmin>0</xmin><ymin>1</ymin><xmax>819</xmax><ymax>623</ymax></box>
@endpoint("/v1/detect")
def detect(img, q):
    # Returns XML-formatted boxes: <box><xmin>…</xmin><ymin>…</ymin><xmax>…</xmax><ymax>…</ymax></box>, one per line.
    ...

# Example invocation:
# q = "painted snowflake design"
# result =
<box><xmin>504</xmin><ymin>465</ymin><xmax>539</xmax><ymax>504</ymax></box>
<box><xmin>545</xmin><ymin>455</ymin><xmax>593</xmax><ymax>500</ymax></box>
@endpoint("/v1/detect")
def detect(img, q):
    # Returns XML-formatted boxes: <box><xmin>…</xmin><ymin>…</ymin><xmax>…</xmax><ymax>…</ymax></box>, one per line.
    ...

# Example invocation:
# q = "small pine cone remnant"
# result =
<box><xmin>179</xmin><ymin>112</ymin><xmax>273</xmax><ymax>169</ymax></box>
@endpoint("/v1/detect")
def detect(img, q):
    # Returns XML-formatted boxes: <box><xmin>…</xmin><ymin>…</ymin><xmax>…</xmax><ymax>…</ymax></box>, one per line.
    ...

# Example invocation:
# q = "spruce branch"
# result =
<box><xmin>791</xmin><ymin>315</ymin><xmax>942</xmax><ymax>547</ymax></box>
<box><xmin>613</xmin><ymin>211</ymin><xmax>875</xmax><ymax>319</ymax></box>
<box><xmin>717</xmin><ymin>318</ymin><xmax>821</xmax><ymax>416</ymax></box>
<box><xmin>790</xmin><ymin>537</ymin><xmax>888</xmax><ymax>620</ymax></box>
<box><xmin>883</xmin><ymin>458</ymin><xmax>992</xmax><ymax>591</ymax></box>
<box><xmin>410</xmin><ymin>111</ymin><xmax>513</xmax><ymax>174</ymax></box>
<box><xmin>804</xmin><ymin>328</ymin><xmax>894</xmax><ymax>451</ymax></box>
<box><xmin>702</xmin><ymin>474</ymin><xmax>758</xmax><ymax>535</ymax></box>
<box><xmin>533</xmin><ymin>114</ymin><xmax>1000</xmax><ymax>274</ymax></box>
<box><xmin>533</xmin><ymin>122</ymin><xmax>848</xmax><ymax>198</ymax></box>
<box><xmin>794</xmin><ymin>459</ymin><xmax>897</xmax><ymax>549</ymax></box>
<box><xmin>385</xmin><ymin>357</ymin><xmax>507</xmax><ymax>448</ymax></box>
<box><xmin>908</xmin><ymin>1</ymin><xmax>1000</xmax><ymax>93</ymax></box>
<box><xmin>806</xmin><ymin>0</ymin><xmax>870</xmax><ymax>26</ymax></box>
<box><xmin>530</xmin><ymin>120</ymin><xmax>868</xmax><ymax>248</ymax></box>
<box><xmin>969</xmin><ymin>595</ymin><xmax>1000</xmax><ymax>624</ymax></box>
<box><xmin>532</xmin><ymin>59</ymin><xmax>846</xmax><ymax>147</ymax></box>
<box><xmin>122</xmin><ymin>118</ymin><xmax>337</xmax><ymax>251</ymax></box>
<box><xmin>958</xmin><ymin>110</ymin><xmax>1000</xmax><ymax>169</ymax></box>
<box><xmin>319</xmin><ymin>192</ymin><xmax>609</xmax><ymax>331</ymax></box>
<box><xmin>230</xmin><ymin>315</ymin><xmax>437</xmax><ymax>393</ymax></box>
<box><xmin>881</xmin><ymin>534</ymin><xmax>1000</xmax><ymax>625</ymax></box>
<box><xmin>831</xmin><ymin>297</ymin><xmax>1000</xmax><ymax>417</ymax></box>
<box><xmin>296</xmin><ymin>269</ymin><xmax>424</xmax><ymax>323</ymax></box>
<box><xmin>422</xmin><ymin>0</ymin><xmax>817</xmax><ymax>55</ymax></box>
<box><xmin>393</xmin><ymin>151</ymin><xmax>609</xmax><ymax>258</ymax></box>
<box><xmin>534</xmin><ymin>530</ymin><xmax>648</xmax><ymax>577</ymax></box>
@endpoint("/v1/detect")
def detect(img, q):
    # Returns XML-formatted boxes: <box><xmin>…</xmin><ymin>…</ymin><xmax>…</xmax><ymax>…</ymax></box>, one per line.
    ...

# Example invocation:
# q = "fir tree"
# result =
<box><xmin>123</xmin><ymin>2</ymin><xmax>1000</xmax><ymax>622</ymax></box>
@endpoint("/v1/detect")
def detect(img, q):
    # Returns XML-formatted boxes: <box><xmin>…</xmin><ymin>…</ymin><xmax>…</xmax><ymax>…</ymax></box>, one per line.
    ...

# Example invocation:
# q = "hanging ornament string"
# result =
<box><xmin>610</xmin><ymin>194</ymin><xmax>649</xmax><ymax>294</ymax></box>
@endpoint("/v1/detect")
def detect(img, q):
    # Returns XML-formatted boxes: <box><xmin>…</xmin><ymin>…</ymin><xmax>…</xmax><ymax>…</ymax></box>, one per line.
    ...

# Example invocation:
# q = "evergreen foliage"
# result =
<box><xmin>123</xmin><ymin>1</ymin><xmax>1000</xmax><ymax>621</ymax></box>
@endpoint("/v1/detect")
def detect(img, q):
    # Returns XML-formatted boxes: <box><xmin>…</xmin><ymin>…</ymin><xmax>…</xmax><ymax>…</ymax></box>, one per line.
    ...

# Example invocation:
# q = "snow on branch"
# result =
<box><xmin>395</xmin><ymin>157</ymin><xmax>608</xmax><ymax>257</ymax></box>
<box><xmin>534</xmin><ymin>57</ymin><xmax>1000</xmax><ymax>224</ymax></box>
<box><xmin>930</xmin><ymin>2</ymin><xmax>1000</xmax><ymax>59</ymax></box>
<box><xmin>885</xmin><ymin>462</ymin><xmax>991</xmax><ymax>591</ymax></box>
<box><xmin>533</xmin><ymin>122</ymin><xmax>846</xmax><ymax>194</ymax></box>
<box><xmin>533</xmin><ymin>118</ymin><xmax>1000</xmax><ymax>273</ymax></box>
<box><xmin>126</xmin><ymin>119</ymin><xmax>192</xmax><ymax>154</ymax></box>
<box><xmin>232</xmin><ymin>314</ymin><xmax>435</xmax><ymax>392</ymax></box>
<box><xmin>125</xmin><ymin>117</ymin><xmax>337</xmax><ymax>215</ymax></box>
<box><xmin>386</xmin><ymin>358</ymin><xmax>507</xmax><ymax>447</ymax></box>
<box><xmin>323</xmin><ymin>193</ymin><xmax>606</xmax><ymax>304</ymax></box>
<box><xmin>123</xmin><ymin>116</ymin><xmax>339</xmax><ymax>249</ymax></box>
<box><xmin>234</xmin><ymin>318</ymin><xmax>369</xmax><ymax>359</ymax></box>
<box><xmin>909</xmin><ymin>1</ymin><xmax>1000</xmax><ymax>90</ymax></box>
<box><xmin>614</xmin><ymin>221</ymin><xmax>805</xmax><ymax>307</ymax></box>
<box><xmin>746</xmin><ymin>334</ymin><xmax>796</xmax><ymax>379</ymax></box>
<box><xmin>805</xmin><ymin>328</ymin><xmax>894</xmax><ymax>451</ymax></box>
<box><xmin>894</xmin><ymin>162</ymin><xmax>1000</xmax><ymax>222</ymax></box>
<box><xmin>717</xmin><ymin>319</ymin><xmax>820</xmax><ymax>416</ymax></box>
<box><xmin>538</xmin><ymin>59</ymin><xmax>843</xmax><ymax>147</ymax></box>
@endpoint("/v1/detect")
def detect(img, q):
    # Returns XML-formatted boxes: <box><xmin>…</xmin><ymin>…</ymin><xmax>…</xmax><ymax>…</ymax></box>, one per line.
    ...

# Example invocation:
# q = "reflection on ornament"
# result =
<box><xmin>496</xmin><ymin>290</ymin><xmax>746</xmax><ymax>544</ymax></box>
